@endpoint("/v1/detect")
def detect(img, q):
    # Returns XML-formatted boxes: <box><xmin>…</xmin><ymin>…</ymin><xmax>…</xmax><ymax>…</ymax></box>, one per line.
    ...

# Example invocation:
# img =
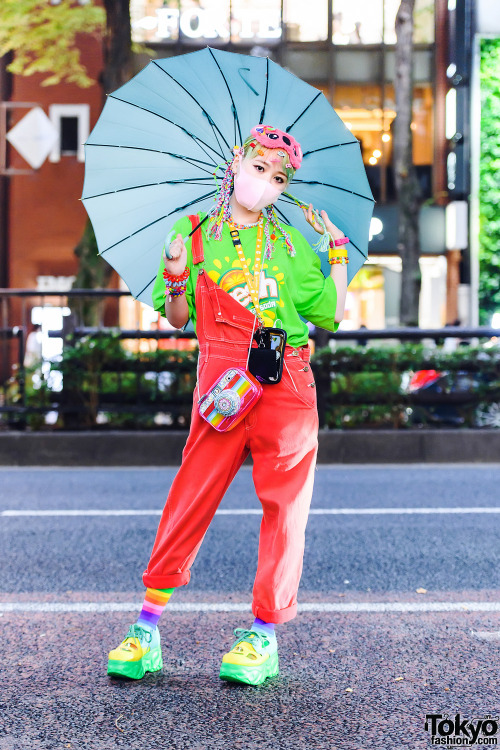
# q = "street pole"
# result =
<box><xmin>0</xmin><ymin>53</ymin><xmax>12</xmax><ymax>290</ymax></box>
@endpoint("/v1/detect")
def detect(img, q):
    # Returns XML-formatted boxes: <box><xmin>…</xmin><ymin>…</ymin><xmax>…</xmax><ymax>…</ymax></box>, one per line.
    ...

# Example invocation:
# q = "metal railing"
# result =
<box><xmin>1</xmin><ymin>288</ymin><xmax>500</xmax><ymax>430</ymax></box>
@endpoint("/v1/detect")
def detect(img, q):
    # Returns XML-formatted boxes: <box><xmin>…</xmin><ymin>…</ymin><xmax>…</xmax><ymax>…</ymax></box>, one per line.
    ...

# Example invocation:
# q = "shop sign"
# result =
<box><xmin>135</xmin><ymin>7</ymin><xmax>281</xmax><ymax>41</ymax></box>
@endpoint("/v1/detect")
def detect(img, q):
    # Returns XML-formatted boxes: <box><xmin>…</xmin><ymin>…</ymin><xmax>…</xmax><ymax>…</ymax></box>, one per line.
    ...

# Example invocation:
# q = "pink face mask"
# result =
<box><xmin>233</xmin><ymin>159</ymin><xmax>283</xmax><ymax>212</ymax></box>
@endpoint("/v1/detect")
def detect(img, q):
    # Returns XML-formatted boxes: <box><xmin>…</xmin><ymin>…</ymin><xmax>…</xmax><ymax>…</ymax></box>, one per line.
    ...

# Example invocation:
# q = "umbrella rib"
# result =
<box><xmin>273</xmin><ymin>204</ymin><xmax>294</xmax><ymax>226</ymax></box>
<box><xmin>292</xmin><ymin>179</ymin><xmax>375</xmax><ymax>203</ymax></box>
<box><xmin>208</xmin><ymin>48</ymin><xmax>242</xmax><ymax>147</ymax></box>
<box><xmin>302</xmin><ymin>141</ymin><xmax>359</xmax><ymax>157</ymax></box>
<box><xmin>108</xmin><ymin>94</ymin><xmax>223</xmax><ymax>165</ymax></box>
<box><xmin>99</xmin><ymin>190</ymin><xmax>217</xmax><ymax>256</ymax></box>
<box><xmin>259</xmin><ymin>57</ymin><xmax>270</xmax><ymax>124</ymax></box>
<box><xmin>346</xmin><ymin>238</ymin><xmax>367</xmax><ymax>260</ymax></box>
<box><xmin>285</xmin><ymin>92</ymin><xmax>322</xmax><ymax>134</ymax></box>
<box><xmin>135</xmin><ymin>277</ymin><xmax>155</xmax><ymax>301</ymax></box>
<box><xmin>84</xmin><ymin>179</ymin><xmax>215</xmax><ymax>201</ymax></box>
<box><xmin>275</xmin><ymin>198</ymin><xmax>368</xmax><ymax>259</ymax></box>
<box><xmin>151</xmin><ymin>60</ymin><xmax>232</xmax><ymax>154</ymax></box>
<box><xmin>84</xmin><ymin>143</ymin><xmax>216</xmax><ymax>174</ymax></box>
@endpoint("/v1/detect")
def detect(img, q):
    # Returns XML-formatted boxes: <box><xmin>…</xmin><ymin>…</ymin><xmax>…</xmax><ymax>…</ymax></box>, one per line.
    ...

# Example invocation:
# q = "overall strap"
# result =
<box><xmin>188</xmin><ymin>214</ymin><xmax>205</xmax><ymax>265</ymax></box>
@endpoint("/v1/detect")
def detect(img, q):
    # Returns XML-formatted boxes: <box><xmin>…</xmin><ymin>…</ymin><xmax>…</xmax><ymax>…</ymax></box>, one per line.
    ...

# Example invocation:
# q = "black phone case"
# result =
<box><xmin>248</xmin><ymin>328</ymin><xmax>287</xmax><ymax>385</ymax></box>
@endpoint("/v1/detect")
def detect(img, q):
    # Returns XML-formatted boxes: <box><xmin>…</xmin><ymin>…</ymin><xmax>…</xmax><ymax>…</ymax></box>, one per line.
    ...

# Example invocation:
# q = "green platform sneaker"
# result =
<box><xmin>107</xmin><ymin>624</ymin><xmax>163</xmax><ymax>679</ymax></box>
<box><xmin>219</xmin><ymin>628</ymin><xmax>279</xmax><ymax>686</ymax></box>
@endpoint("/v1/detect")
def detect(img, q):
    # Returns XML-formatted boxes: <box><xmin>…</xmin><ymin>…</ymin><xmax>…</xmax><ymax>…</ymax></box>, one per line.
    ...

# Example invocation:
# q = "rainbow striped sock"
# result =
<box><xmin>252</xmin><ymin>617</ymin><xmax>275</xmax><ymax>635</ymax></box>
<box><xmin>136</xmin><ymin>588</ymin><xmax>175</xmax><ymax>631</ymax></box>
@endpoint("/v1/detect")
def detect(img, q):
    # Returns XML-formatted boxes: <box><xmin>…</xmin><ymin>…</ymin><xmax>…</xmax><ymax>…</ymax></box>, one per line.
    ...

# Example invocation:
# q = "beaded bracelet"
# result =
<box><xmin>163</xmin><ymin>267</ymin><xmax>190</xmax><ymax>300</ymax></box>
<box><xmin>328</xmin><ymin>238</ymin><xmax>348</xmax><ymax>265</ymax></box>
<box><xmin>163</xmin><ymin>267</ymin><xmax>190</xmax><ymax>284</ymax></box>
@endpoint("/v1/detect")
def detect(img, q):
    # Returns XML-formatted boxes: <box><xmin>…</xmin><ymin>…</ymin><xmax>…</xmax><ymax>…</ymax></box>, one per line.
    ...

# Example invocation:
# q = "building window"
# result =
<box><xmin>283</xmin><ymin>0</ymin><xmax>328</xmax><ymax>41</ymax></box>
<box><xmin>49</xmin><ymin>104</ymin><xmax>89</xmax><ymax>162</ymax></box>
<box><xmin>60</xmin><ymin>116</ymin><xmax>79</xmax><ymax>154</ymax></box>
<box><xmin>332</xmin><ymin>0</ymin><xmax>434</xmax><ymax>46</ymax></box>
<box><xmin>231</xmin><ymin>0</ymin><xmax>281</xmax><ymax>43</ymax></box>
<box><xmin>333</xmin><ymin>83</ymin><xmax>433</xmax><ymax>202</ymax></box>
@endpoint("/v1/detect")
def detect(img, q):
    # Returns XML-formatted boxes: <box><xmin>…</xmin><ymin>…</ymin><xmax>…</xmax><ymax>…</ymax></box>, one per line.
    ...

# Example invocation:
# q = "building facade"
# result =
<box><xmin>0</xmin><ymin>0</ymin><xmax>477</xmax><ymax>336</ymax></box>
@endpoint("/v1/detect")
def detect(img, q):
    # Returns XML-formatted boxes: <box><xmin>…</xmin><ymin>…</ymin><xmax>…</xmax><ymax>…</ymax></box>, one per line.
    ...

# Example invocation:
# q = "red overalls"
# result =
<box><xmin>143</xmin><ymin>225</ymin><xmax>319</xmax><ymax>624</ymax></box>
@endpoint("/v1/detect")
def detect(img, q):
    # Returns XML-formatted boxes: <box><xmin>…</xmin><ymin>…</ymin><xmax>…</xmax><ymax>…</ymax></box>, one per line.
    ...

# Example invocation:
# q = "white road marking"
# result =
<box><xmin>2</xmin><ymin>507</ymin><xmax>500</xmax><ymax>517</ymax></box>
<box><xmin>0</xmin><ymin>601</ymin><xmax>499</xmax><ymax>613</ymax></box>
<box><xmin>1</xmin><ymin>464</ymin><xmax>500</xmax><ymax>471</ymax></box>
<box><xmin>470</xmin><ymin>630</ymin><xmax>500</xmax><ymax>641</ymax></box>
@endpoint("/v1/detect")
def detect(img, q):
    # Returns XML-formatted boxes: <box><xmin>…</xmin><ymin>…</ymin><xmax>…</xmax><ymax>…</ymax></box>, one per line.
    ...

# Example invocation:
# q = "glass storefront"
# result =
<box><xmin>330</xmin><ymin>83</ymin><xmax>433</xmax><ymax>202</ymax></box>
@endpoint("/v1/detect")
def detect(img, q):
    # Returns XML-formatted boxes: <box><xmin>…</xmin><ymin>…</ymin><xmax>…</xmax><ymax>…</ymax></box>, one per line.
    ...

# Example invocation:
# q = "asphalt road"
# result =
<box><xmin>1</xmin><ymin>465</ymin><xmax>499</xmax><ymax>750</ymax></box>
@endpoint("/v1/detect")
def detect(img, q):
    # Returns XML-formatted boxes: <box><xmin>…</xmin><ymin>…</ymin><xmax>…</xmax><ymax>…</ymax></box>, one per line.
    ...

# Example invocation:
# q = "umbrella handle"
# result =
<box><xmin>163</xmin><ymin>214</ymin><xmax>210</xmax><ymax>261</ymax></box>
<box><xmin>163</xmin><ymin>214</ymin><xmax>209</xmax><ymax>261</ymax></box>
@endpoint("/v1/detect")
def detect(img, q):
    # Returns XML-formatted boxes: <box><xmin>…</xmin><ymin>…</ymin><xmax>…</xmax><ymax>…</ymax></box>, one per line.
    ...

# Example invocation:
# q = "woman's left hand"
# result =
<box><xmin>302</xmin><ymin>203</ymin><xmax>345</xmax><ymax>242</ymax></box>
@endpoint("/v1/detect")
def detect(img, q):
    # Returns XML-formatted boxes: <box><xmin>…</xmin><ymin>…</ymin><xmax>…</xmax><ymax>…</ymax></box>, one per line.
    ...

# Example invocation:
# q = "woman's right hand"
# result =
<box><xmin>163</xmin><ymin>233</ymin><xmax>187</xmax><ymax>277</ymax></box>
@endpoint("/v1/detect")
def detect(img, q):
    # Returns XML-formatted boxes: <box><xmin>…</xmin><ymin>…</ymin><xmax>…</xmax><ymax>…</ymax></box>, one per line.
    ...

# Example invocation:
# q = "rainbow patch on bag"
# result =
<box><xmin>198</xmin><ymin>368</ymin><xmax>262</xmax><ymax>432</ymax></box>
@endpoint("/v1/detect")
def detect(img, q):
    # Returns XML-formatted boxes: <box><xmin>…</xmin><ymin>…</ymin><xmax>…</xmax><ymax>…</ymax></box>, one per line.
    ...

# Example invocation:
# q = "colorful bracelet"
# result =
<box><xmin>163</xmin><ymin>267</ymin><xmax>190</xmax><ymax>300</ymax></box>
<box><xmin>334</xmin><ymin>236</ymin><xmax>349</xmax><ymax>246</ymax></box>
<box><xmin>163</xmin><ymin>267</ymin><xmax>190</xmax><ymax>284</ymax></box>
<box><xmin>328</xmin><ymin>256</ymin><xmax>349</xmax><ymax>265</ymax></box>
<box><xmin>328</xmin><ymin>239</ymin><xmax>348</xmax><ymax>254</ymax></box>
<box><xmin>167</xmin><ymin>287</ymin><xmax>188</xmax><ymax>298</ymax></box>
<box><xmin>165</xmin><ymin>283</ymin><xmax>188</xmax><ymax>300</ymax></box>
<box><xmin>328</xmin><ymin>238</ymin><xmax>348</xmax><ymax>265</ymax></box>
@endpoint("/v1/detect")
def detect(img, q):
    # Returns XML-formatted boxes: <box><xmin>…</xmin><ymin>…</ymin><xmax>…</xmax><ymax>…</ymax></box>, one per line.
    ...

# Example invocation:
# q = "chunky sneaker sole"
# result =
<box><xmin>107</xmin><ymin>644</ymin><xmax>163</xmax><ymax>680</ymax></box>
<box><xmin>219</xmin><ymin>650</ymin><xmax>279</xmax><ymax>686</ymax></box>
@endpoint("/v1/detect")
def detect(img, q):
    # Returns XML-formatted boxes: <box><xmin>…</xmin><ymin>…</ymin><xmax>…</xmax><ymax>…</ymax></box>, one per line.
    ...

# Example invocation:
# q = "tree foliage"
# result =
<box><xmin>479</xmin><ymin>38</ymin><xmax>500</xmax><ymax>325</ymax></box>
<box><xmin>0</xmin><ymin>0</ymin><xmax>105</xmax><ymax>88</ymax></box>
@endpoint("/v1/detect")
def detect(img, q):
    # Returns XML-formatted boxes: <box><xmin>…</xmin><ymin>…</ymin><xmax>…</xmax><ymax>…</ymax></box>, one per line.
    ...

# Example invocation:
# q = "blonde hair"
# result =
<box><xmin>242</xmin><ymin>135</ymin><xmax>296</xmax><ymax>183</ymax></box>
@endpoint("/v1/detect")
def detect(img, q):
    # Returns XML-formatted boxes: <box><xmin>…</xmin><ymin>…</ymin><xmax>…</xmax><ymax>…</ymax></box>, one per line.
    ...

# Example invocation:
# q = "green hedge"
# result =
<box><xmin>3</xmin><ymin>336</ymin><xmax>500</xmax><ymax>430</ymax></box>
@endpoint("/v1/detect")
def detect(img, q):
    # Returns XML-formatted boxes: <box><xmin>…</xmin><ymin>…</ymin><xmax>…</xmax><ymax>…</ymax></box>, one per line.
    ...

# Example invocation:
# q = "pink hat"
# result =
<box><xmin>249</xmin><ymin>125</ymin><xmax>303</xmax><ymax>170</ymax></box>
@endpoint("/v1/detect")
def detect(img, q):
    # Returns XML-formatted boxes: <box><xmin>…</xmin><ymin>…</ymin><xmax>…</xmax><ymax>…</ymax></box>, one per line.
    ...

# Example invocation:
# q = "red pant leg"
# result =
<box><xmin>143</xmin><ymin>387</ymin><xmax>249</xmax><ymax>589</ymax></box>
<box><xmin>248</xmin><ymin>348</ymin><xmax>319</xmax><ymax>624</ymax></box>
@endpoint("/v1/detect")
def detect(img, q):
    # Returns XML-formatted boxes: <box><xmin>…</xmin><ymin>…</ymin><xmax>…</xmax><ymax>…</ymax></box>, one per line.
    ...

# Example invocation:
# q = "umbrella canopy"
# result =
<box><xmin>82</xmin><ymin>47</ymin><xmax>374</xmax><ymax>308</ymax></box>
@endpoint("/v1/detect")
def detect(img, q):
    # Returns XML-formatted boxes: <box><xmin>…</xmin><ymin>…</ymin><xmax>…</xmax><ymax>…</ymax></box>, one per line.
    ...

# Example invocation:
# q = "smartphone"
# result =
<box><xmin>248</xmin><ymin>327</ymin><xmax>287</xmax><ymax>385</ymax></box>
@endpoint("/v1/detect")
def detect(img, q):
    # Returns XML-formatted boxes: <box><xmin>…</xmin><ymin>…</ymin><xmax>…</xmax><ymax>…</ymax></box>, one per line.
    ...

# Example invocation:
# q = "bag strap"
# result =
<box><xmin>188</xmin><ymin>214</ymin><xmax>204</xmax><ymax>265</ymax></box>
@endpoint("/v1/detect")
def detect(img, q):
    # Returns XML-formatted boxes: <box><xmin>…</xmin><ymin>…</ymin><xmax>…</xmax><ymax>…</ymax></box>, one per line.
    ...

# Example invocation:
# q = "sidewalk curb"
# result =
<box><xmin>1</xmin><ymin>430</ymin><xmax>499</xmax><ymax>466</ymax></box>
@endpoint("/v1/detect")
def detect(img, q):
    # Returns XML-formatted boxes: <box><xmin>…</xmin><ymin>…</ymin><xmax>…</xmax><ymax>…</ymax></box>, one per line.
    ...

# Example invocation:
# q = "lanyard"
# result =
<box><xmin>227</xmin><ymin>218</ymin><xmax>265</xmax><ymax>327</ymax></box>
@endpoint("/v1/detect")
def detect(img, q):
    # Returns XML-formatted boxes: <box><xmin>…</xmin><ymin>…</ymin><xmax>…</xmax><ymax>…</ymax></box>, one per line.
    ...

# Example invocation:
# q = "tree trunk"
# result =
<box><xmin>394</xmin><ymin>0</ymin><xmax>422</xmax><ymax>327</ymax></box>
<box><xmin>101</xmin><ymin>0</ymin><xmax>133</xmax><ymax>96</ymax></box>
<box><xmin>72</xmin><ymin>220</ymin><xmax>113</xmax><ymax>325</ymax></box>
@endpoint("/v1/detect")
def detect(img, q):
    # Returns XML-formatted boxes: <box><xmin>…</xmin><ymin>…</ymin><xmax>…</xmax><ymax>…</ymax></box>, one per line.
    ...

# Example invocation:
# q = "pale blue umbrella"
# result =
<box><xmin>82</xmin><ymin>47</ymin><xmax>374</xmax><ymax>307</ymax></box>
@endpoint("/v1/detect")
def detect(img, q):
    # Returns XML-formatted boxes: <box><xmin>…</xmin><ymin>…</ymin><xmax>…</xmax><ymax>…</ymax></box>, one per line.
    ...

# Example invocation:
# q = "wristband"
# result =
<box><xmin>334</xmin><ymin>236</ymin><xmax>349</xmax><ymax>246</ymax></box>
<box><xmin>328</xmin><ymin>239</ymin><xmax>348</xmax><ymax>255</ymax></box>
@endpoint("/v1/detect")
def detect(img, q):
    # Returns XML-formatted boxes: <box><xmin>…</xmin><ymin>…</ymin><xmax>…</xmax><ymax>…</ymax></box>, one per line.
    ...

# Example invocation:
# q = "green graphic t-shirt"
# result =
<box><xmin>152</xmin><ymin>213</ymin><xmax>340</xmax><ymax>348</ymax></box>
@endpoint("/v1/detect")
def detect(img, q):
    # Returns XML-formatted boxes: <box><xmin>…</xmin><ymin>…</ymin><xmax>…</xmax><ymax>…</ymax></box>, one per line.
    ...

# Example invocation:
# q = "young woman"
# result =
<box><xmin>107</xmin><ymin>125</ymin><xmax>349</xmax><ymax>686</ymax></box>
